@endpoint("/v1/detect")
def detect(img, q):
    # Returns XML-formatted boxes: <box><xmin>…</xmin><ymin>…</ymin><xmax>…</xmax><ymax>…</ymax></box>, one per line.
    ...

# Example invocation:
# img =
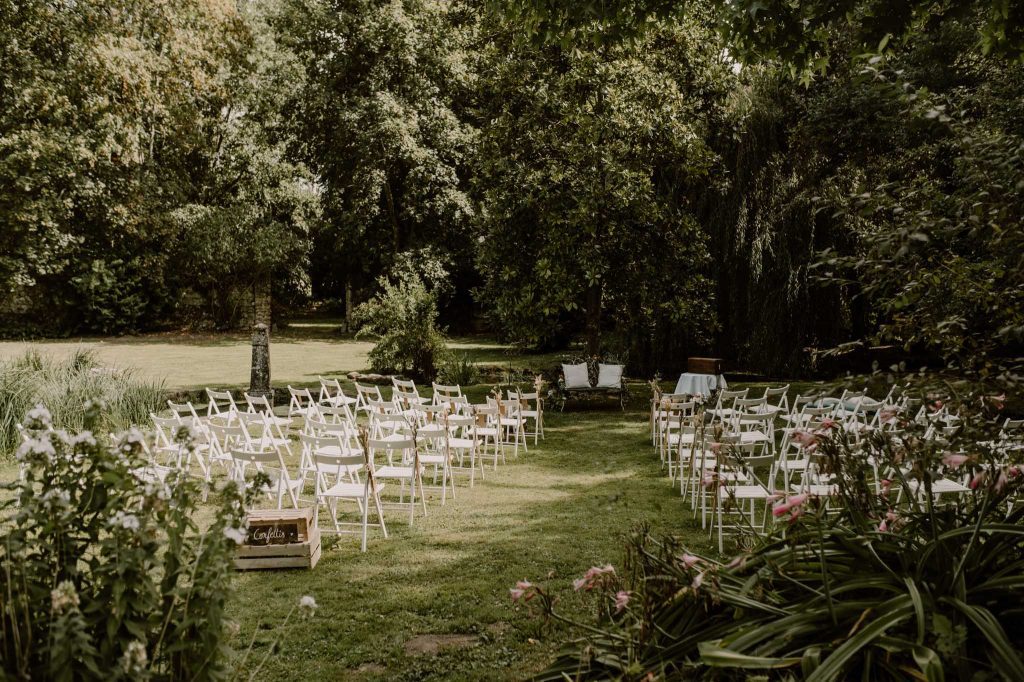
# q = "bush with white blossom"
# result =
<box><xmin>1</xmin><ymin>401</ymin><xmax>257</xmax><ymax>680</ymax></box>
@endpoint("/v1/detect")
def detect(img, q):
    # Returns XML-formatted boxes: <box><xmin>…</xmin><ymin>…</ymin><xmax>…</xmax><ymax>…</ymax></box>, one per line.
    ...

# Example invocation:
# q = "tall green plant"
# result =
<box><xmin>0</xmin><ymin>350</ymin><xmax>164</xmax><ymax>458</ymax></box>
<box><xmin>353</xmin><ymin>255</ymin><xmax>449</xmax><ymax>381</ymax></box>
<box><xmin>1</xmin><ymin>402</ymin><xmax>254</xmax><ymax>680</ymax></box>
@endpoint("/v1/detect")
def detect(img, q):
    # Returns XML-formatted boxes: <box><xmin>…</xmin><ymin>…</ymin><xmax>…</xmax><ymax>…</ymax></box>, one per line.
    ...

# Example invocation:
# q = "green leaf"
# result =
<box><xmin>807</xmin><ymin>600</ymin><xmax>914</xmax><ymax>682</ymax></box>
<box><xmin>698</xmin><ymin>642</ymin><xmax>801</xmax><ymax>669</ymax></box>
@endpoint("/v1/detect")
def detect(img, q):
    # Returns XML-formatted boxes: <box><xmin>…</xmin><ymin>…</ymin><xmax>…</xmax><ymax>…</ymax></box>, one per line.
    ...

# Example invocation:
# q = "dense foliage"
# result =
<box><xmin>353</xmin><ymin>252</ymin><xmax>450</xmax><ymax>381</ymax></box>
<box><xmin>474</xmin><ymin>14</ymin><xmax>723</xmax><ymax>368</ymax></box>
<box><xmin>1</xmin><ymin>403</ymin><xmax>251</xmax><ymax>680</ymax></box>
<box><xmin>3</xmin><ymin>0</ymin><xmax>1023</xmax><ymax>375</ymax></box>
<box><xmin>0</xmin><ymin>0</ymin><xmax>316</xmax><ymax>334</ymax></box>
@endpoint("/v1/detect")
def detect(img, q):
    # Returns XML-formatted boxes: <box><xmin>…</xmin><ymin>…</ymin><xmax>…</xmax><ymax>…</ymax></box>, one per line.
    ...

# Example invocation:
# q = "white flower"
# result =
<box><xmin>25</xmin><ymin>403</ymin><xmax>52</xmax><ymax>428</ymax></box>
<box><xmin>144</xmin><ymin>480</ymin><xmax>170</xmax><ymax>501</ymax></box>
<box><xmin>50</xmin><ymin>581</ymin><xmax>80</xmax><ymax>615</ymax></box>
<box><xmin>119</xmin><ymin>640</ymin><xmax>148</xmax><ymax>676</ymax></box>
<box><xmin>15</xmin><ymin>436</ymin><xmax>56</xmax><ymax>464</ymax></box>
<box><xmin>223</xmin><ymin>526</ymin><xmax>246</xmax><ymax>545</ymax></box>
<box><xmin>109</xmin><ymin>511</ymin><xmax>140</xmax><ymax>532</ymax></box>
<box><xmin>70</xmin><ymin>430</ymin><xmax>96</xmax><ymax>448</ymax></box>
<box><xmin>298</xmin><ymin>595</ymin><xmax>318</xmax><ymax>618</ymax></box>
<box><xmin>41</xmin><ymin>488</ymin><xmax>71</xmax><ymax>511</ymax></box>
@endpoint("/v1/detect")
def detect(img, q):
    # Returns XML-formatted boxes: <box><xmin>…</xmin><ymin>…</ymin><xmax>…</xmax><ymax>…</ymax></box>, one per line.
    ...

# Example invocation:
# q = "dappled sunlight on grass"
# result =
<box><xmin>220</xmin><ymin>405</ymin><xmax>708</xmax><ymax>680</ymax></box>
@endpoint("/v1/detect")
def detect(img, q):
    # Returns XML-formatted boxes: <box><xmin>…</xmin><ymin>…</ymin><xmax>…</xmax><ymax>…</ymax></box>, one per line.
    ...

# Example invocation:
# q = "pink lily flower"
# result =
<box><xmin>678</xmin><ymin>553</ymin><xmax>701</xmax><ymax>569</ymax></box>
<box><xmin>878</xmin><ymin>519</ymin><xmax>888</xmax><ymax>532</ymax></box>
<box><xmin>726</xmin><ymin>554</ymin><xmax>748</xmax><ymax>570</ymax></box>
<box><xmin>820</xmin><ymin>417</ymin><xmax>837</xmax><ymax>431</ymax></box>
<box><xmin>969</xmin><ymin>471</ymin><xmax>986</xmax><ymax>490</ymax></box>
<box><xmin>692</xmin><ymin>572</ymin><xmax>704</xmax><ymax>590</ymax></box>
<box><xmin>614</xmin><ymin>590</ymin><xmax>631</xmax><ymax>613</ymax></box>
<box><xmin>791</xmin><ymin>430</ymin><xmax>818</xmax><ymax>450</ymax></box>
<box><xmin>942</xmin><ymin>452</ymin><xmax>969</xmax><ymax>469</ymax></box>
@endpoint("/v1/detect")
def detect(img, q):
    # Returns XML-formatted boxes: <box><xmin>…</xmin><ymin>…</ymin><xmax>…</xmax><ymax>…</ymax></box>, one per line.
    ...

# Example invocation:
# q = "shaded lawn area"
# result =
<box><xmin>225</xmin><ymin>397</ymin><xmax>711</xmax><ymax>680</ymax></box>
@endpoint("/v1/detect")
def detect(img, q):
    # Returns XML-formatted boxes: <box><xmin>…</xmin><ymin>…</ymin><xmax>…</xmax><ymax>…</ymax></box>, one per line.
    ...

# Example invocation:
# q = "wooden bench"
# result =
<box><xmin>559</xmin><ymin>361</ymin><xmax>627</xmax><ymax>411</ymax></box>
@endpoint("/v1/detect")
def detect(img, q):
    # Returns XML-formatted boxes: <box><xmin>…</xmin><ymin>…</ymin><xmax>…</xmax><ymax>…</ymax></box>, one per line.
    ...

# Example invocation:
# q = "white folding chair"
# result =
<box><xmin>231</xmin><ymin>447</ymin><xmax>303</xmax><ymax>509</ymax></box>
<box><xmin>432</xmin><ymin>383</ymin><xmax>463</xmax><ymax>405</ymax></box>
<box><xmin>444</xmin><ymin>413</ymin><xmax>484</xmax><ymax>486</ymax></box>
<box><xmin>245</xmin><ymin>392</ymin><xmax>292</xmax><ymax>439</ymax></box>
<box><xmin>287</xmin><ymin>386</ymin><xmax>317</xmax><ymax>423</ymax></box>
<box><xmin>318</xmin><ymin>376</ymin><xmax>358</xmax><ymax>409</ymax></box>
<box><xmin>205</xmin><ymin>388</ymin><xmax>238</xmax><ymax>419</ymax></box>
<box><xmin>713</xmin><ymin>446</ymin><xmax>777</xmax><ymax>552</ymax></box>
<box><xmin>305</xmin><ymin>433</ymin><xmax>388</xmax><ymax>551</ymax></box>
<box><xmin>508</xmin><ymin>390</ymin><xmax>544</xmax><ymax>444</ymax></box>
<box><xmin>368</xmin><ymin>437</ymin><xmax>427</xmax><ymax>524</ymax></box>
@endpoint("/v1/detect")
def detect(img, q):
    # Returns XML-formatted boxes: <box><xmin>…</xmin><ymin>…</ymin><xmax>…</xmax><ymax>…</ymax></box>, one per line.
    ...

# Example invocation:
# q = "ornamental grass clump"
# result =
<box><xmin>527</xmin><ymin>379</ymin><xmax>1024</xmax><ymax>681</ymax></box>
<box><xmin>0</xmin><ymin>349</ymin><xmax>164</xmax><ymax>458</ymax></box>
<box><xmin>1</xmin><ymin>400</ymin><xmax>256</xmax><ymax>681</ymax></box>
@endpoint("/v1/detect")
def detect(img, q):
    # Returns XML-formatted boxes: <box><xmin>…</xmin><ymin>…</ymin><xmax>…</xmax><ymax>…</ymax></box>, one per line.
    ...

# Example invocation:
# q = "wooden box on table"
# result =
<box><xmin>686</xmin><ymin>357</ymin><xmax>723</xmax><ymax>375</ymax></box>
<box><xmin>234</xmin><ymin>508</ymin><xmax>320</xmax><ymax>570</ymax></box>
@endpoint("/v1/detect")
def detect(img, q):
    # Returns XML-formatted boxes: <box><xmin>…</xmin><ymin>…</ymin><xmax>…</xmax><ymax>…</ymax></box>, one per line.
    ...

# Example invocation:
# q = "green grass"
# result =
<box><xmin>0</xmin><ymin>334</ymin><xmax>565</xmax><ymax>391</ymax></box>
<box><xmin>224</xmin><ymin>390</ymin><xmax>708</xmax><ymax>680</ymax></box>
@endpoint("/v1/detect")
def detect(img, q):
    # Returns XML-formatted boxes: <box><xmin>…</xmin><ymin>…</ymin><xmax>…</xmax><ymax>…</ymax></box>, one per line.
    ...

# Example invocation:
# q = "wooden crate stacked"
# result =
<box><xmin>234</xmin><ymin>508</ymin><xmax>321</xmax><ymax>570</ymax></box>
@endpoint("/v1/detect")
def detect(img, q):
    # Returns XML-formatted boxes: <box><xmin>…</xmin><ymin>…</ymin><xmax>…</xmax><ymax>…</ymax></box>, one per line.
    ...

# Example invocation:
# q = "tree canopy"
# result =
<box><xmin>2</xmin><ymin>0</ymin><xmax>1021</xmax><ymax>375</ymax></box>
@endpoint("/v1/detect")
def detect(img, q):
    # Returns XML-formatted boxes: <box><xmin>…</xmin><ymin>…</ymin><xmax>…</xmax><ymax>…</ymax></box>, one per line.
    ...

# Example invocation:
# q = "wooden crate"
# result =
<box><xmin>234</xmin><ymin>508</ymin><xmax>320</xmax><ymax>570</ymax></box>
<box><xmin>687</xmin><ymin>357</ymin><xmax>723</xmax><ymax>375</ymax></box>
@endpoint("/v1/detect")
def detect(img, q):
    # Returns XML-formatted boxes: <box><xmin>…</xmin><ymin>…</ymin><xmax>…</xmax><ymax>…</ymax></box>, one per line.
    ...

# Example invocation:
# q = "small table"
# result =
<box><xmin>674</xmin><ymin>372</ymin><xmax>727</xmax><ymax>397</ymax></box>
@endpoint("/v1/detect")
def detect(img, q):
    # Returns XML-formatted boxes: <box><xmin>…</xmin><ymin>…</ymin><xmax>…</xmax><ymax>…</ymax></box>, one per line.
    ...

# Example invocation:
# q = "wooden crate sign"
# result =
<box><xmin>246</xmin><ymin>522</ymin><xmax>299</xmax><ymax>546</ymax></box>
<box><xmin>235</xmin><ymin>508</ymin><xmax>319</xmax><ymax>571</ymax></box>
<box><xmin>687</xmin><ymin>357</ymin><xmax>723</xmax><ymax>375</ymax></box>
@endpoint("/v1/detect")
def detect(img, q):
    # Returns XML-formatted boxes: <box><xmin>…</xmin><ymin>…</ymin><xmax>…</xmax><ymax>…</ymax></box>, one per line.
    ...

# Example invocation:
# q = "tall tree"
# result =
<box><xmin>279</xmin><ymin>0</ymin><xmax>477</xmax><ymax>323</ymax></box>
<box><xmin>474</xmin><ymin>15</ymin><xmax>728</xmax><ymax>366</ymax></box>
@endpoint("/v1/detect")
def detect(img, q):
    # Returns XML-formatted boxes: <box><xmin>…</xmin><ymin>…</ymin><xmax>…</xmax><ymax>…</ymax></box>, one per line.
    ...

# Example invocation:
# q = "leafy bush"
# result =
<box><xmin>353</xmin><ymin>259</ymin><xmax>449</xmax><ymax>382</ymax></box>
<box><xmin>524</xmin><ymin>380</ymin><xmax>1024</xmax><ymax>680</ymax></box>
<box><xmin>438</xmin><ymin>353</ymin><xmax>479</xmax><ymax>386</ymax></box>
<box><xmin>1</xmin><ymin>402</ymin><xmax>253</xmax><ymax>680</ymax></box>
<box><xmin>0</xmin><ymin>350</ymin><xmax>165</xmax><ymax>458</ymax></box>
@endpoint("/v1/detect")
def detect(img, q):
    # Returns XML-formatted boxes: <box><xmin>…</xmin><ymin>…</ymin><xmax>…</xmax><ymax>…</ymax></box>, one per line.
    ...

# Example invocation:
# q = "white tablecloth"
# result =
<box><xmin>673</xmin><ymin>372</ymin><xmax>727</xmax><ymax>397</ymax></box>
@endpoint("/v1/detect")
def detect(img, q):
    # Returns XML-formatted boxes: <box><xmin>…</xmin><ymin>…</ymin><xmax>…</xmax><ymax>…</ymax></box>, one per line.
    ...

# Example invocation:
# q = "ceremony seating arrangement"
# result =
<box><xmin>649</xmin><ymin>380</ymin><xmax>1023</xmax><ymax>552</ymax></box>
<box><xmin>130</xmin><ymin>376</ymin><xmax>544</xmax><ymax>553</ymax></box>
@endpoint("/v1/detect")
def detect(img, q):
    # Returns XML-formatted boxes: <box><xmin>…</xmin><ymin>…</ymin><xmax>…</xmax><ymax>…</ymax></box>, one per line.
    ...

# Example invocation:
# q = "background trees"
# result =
<box><xmin>2</xmin><ymin>0</ymin><xmax>1021</xmax><ymax>377</ymax></box>
<box><xmin>473</xmin><ymin>15</ymin><xmax>726</xmax><ymax>372</ymax></box>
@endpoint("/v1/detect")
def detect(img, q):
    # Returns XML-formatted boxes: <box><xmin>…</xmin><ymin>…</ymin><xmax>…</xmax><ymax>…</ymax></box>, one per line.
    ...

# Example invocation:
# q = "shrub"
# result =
<box><xmin>524</xmin><ymin>379</ymin><xmax>1024</xmax><ymax>680</ymax></box>
<box><xmin>353</xmin><ymin>264</ymin><xmax>449</xmax><ymax>382</ymax></box>
<box><xmin>0</xmin><ymin>402</ymin><xmax>255</xmax><ymax>680</ymax></box>
<box><xmin>438</xmin><ymin>353</ymin><xmax>479</xmax><ymax>386</ymax></box>
<box><xmin>0</xmin><ymin>350</ymin><xmax>165</xmax><ymax>458</ymax></box>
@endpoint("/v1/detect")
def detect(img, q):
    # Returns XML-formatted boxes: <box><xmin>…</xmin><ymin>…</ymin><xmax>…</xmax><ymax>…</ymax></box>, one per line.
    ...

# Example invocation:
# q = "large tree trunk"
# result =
<box><xmin>253</xmin><ymin>275</ymin><xmax>272</xmax><ymax>328</ymax></box>
<box><xmin>585</xmin><ymin>282</ymin><xmax>602</xmax><ymax>356</ymax></box>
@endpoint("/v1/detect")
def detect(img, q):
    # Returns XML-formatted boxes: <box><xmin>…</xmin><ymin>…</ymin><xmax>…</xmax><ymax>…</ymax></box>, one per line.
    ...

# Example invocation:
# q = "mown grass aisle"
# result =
<box><xmin>228</xmin><ymin>402</ymin><xmax>711</xmax><ymax>680</ymax></box>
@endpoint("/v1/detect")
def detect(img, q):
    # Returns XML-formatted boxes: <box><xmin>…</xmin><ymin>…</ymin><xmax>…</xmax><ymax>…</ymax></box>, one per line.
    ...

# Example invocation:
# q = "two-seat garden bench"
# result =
<box><xmin>559</xmin><ymin>361</ymin><xmax>627</xmax><ymax>411</ymax></box>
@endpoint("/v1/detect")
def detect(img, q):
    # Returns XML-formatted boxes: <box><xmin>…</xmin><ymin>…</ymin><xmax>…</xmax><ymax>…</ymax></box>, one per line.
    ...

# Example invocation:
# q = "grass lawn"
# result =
<box><xmin>0</xmin><ymin>331</ymin><xmax>564</xmax><ymax>391</ymax></box>
<box><xmin>225</xmin><ymin>391</ymin><xmax>711</xmax><ymax>680</ymax></box>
